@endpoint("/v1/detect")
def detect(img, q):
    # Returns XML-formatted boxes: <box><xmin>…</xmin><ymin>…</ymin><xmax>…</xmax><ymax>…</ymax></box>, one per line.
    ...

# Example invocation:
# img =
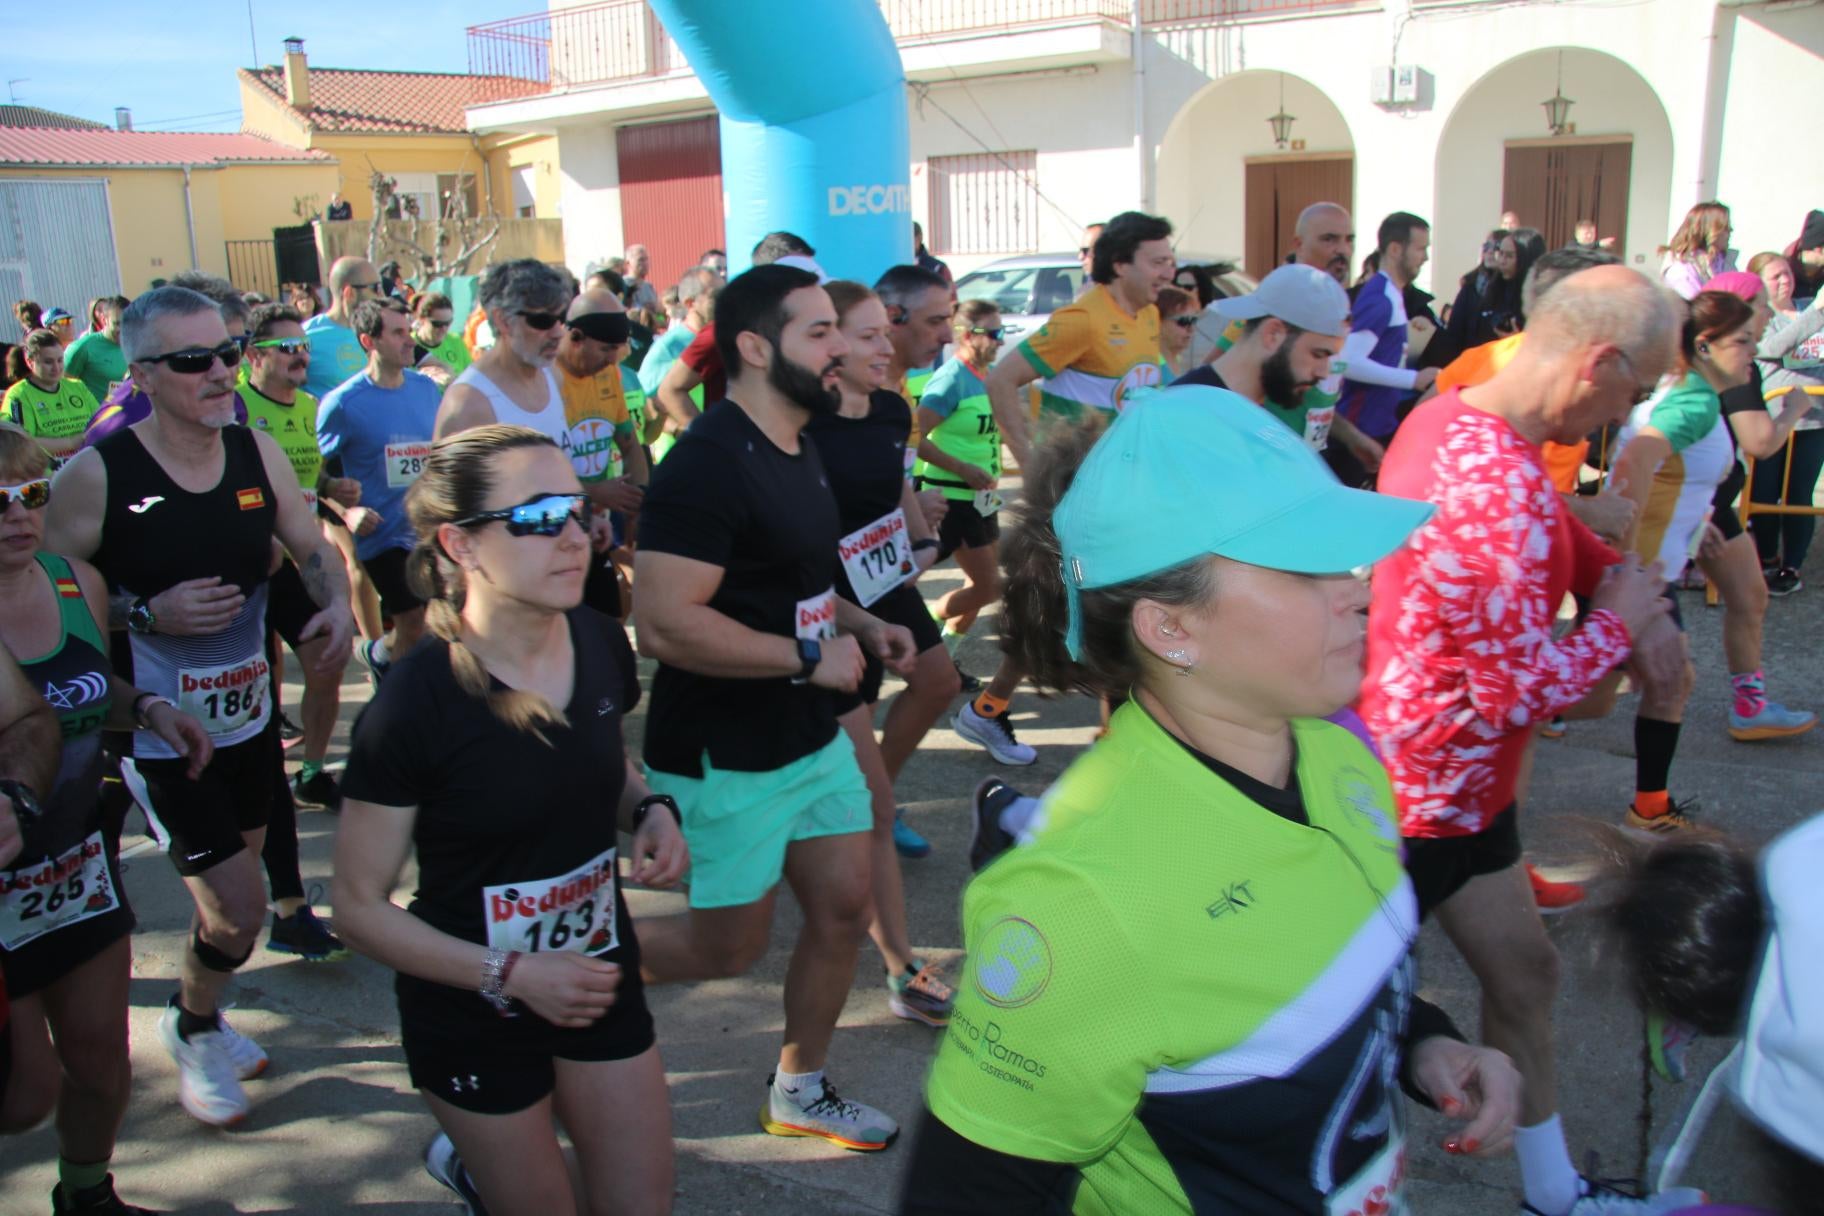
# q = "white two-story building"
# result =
<box><xmin>464</xmin><ymin>0</ymin><xmax>1822</xmax><ymax>294</ymax></box>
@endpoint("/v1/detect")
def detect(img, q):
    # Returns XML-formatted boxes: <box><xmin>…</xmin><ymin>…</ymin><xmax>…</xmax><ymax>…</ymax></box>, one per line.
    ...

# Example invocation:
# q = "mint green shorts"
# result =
<box><xmin>647</xmin><ymin>731</ymin><xmax>871</xmax><ymax>909</ymax></box>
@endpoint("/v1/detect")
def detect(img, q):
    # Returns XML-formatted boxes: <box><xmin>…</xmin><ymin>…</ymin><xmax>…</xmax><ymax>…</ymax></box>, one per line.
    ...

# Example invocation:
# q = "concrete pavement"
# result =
<box><xmin>3</xmin><ymin>507</ymin><xmax>1816</xmax><ymax>1213</ymax></box>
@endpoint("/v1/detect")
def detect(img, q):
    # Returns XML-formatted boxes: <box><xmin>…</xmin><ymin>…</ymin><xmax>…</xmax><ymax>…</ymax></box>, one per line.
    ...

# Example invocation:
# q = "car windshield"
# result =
<box><xmin>956</xmin><ymin>264</ymin><xmax>1085</xmax><ymax>315</ymax></box>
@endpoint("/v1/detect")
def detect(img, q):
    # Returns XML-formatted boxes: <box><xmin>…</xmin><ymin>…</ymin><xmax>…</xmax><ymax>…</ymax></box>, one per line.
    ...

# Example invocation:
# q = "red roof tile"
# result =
<box><xmin>242</xmin><ymin>66</ymin><xmax>540</xmax><ymax>135</ymax></box>
<box><xmin>0</xmin><ymin>106</ymin><xmax>108</xmax><ymax>131</ymax></box>
<box><xmin>0</xmin><ymin>129</ymin><xmax>332</xmax><ymax>167</ymax></box>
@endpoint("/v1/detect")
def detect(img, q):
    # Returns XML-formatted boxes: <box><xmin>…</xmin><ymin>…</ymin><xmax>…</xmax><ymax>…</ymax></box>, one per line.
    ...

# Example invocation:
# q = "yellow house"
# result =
<box><xmin>0</xmin><ymin>126</ymin><xmax>337</xmax><ymax>311</ymax></box>
<box><xmin>237</xmin><ymin>39</ymin><xmax>558</xmax><ymax>224</ymax></box>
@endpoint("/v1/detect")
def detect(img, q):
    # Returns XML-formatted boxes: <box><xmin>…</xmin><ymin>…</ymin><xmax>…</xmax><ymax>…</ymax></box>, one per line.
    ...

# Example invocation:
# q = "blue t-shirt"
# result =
<box><xmin>316</xmin><ymin>371</ymin><xmax>442</xmax><ymax>561</ymax></box>
<box><xmin>303</xmin><ymin>314</ymin><xmax>369</xmax><ymax>400</ymax></box>
<box><xmin>917</xmin><ymin>356</ymin><xmax>986</xmax><ymax>421</ymax></box>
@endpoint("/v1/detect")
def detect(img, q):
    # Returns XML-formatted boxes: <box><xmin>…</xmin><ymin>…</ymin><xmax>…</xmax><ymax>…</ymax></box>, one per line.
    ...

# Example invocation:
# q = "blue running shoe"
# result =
<box><xmin>892</xmin><ymin>810</ymin><xmax>931</xmax><ymax>859</ymax></box>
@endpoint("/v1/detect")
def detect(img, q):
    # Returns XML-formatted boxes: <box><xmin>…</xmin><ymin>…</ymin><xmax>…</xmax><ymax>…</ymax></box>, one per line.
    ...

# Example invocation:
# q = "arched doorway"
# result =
<box><xmin>1156</xmin><ymin>72</ymin><xmax>1355</xmax><ymax>280</ymax></box>
<box><xmin>1433</xmin><ymin>48</ymin><xmax>1674</xmax><ymax>292</ymax></box>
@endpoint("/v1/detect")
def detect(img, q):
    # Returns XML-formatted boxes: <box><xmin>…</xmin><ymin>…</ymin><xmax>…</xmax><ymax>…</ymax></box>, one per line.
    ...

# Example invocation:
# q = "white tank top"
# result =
<box><xmin>451</xmin><ymin>364</ymin><xmax>566</xmax><ymax>445</ymax></box>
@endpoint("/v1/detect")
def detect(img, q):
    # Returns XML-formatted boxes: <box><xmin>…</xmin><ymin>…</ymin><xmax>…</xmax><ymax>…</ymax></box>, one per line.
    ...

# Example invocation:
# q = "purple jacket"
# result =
<box><xmin>81</xmin><ymin>377</ymin><xmax>247</xmax><ymax>448</ymax></box>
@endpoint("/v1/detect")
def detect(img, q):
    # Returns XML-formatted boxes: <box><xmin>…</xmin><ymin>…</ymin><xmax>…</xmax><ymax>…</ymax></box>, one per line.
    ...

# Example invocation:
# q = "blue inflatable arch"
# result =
<box><xmin>646</xmin><ymin>0</ymin><xmax>912</xmax><ymax>281</ymax></box>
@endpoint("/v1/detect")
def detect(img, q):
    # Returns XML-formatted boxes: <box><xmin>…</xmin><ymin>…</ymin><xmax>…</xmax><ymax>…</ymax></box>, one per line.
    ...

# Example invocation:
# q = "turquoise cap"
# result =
<box><xmin>1054</xmin><ymin>385</ymin><xmax>1434</xmax><ymax>659</ymax></box>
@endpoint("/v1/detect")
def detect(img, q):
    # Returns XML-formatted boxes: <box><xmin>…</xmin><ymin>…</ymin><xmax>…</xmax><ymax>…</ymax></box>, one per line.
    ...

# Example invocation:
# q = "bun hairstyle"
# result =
<box><xmin>999</xmin><ymin>421</ymin><xmax>1218</xmax><ymax>698</ymax></box>
<box><xmin>404</xmin><ymin>423</ymin><xmax>570</xmax><ymax>744</ymax></box>
<box><xmin>1682</xmin><ymin>289</ymin><xmax>1755</xmax><ymax>364</ymax></box>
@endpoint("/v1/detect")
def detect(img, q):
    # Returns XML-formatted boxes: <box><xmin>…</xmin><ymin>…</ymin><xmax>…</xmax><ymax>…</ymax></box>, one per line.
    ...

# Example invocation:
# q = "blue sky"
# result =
<box><xmin>3</xmin><ymin>0</ymin><xmax>522</xmax><ymax>132</ymax></box>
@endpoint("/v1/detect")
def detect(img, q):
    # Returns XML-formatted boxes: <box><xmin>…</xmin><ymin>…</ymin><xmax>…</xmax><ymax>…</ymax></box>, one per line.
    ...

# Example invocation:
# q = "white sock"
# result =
<box><xmin>772</xmin><ymin>1067</ymin><xmax>824</xmax><ymax>1105</ymax></box>
<box><xmin>1515</xmin><ymin>1114</ymin><xmax>1583</xmax><ymax>1215</ymax></box>
<box><xmin>370</xmin><ymin>637</ymin><xmax>391</xmax><ymax>665</ymax></box>
<box><xmin>997</xmin><ymin>795</ymin><xmax>1041</xmax><ymax>840</ymax></box>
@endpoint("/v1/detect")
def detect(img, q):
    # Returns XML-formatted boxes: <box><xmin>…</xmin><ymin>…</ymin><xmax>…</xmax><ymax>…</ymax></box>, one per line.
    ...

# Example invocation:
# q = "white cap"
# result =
<box><xmin>773</xmin><ymin>254</ymin><xmax>829</xmax><ymax>284</ymax></box>
<box><xmin>1211</xmin><ymin>263</ymin><xmax>1351</xmax><ymax>337</ymax></box>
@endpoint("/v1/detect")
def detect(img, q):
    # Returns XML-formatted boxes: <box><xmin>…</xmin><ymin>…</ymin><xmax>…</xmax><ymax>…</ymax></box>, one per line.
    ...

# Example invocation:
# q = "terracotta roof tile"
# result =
<box><xmin>0</xmin><ymin>106</ymin><xmax>109</xmax><ymax>131</ymax></box>
<box><xmin>0</xmin><ymin>129</ymin><xmax>332</xmax><ymax>167</ymax></box>
<box><xmin>242</xmin><ymin>66</ymin><xmax>539</xmax><ymax>134</ymax></box>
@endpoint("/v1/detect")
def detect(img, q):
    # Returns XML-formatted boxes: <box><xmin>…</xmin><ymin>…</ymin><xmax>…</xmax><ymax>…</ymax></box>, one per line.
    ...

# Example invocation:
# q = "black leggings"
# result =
<box><xmin>1749</xmin><ymin>426</ymin><xmax>1824</xmax><ymax>570</ymax></box>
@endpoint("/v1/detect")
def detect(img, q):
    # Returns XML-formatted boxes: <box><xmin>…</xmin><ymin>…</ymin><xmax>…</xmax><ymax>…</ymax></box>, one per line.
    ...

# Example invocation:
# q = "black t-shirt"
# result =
<box><xmin>637</xmin><ymin>399</ymin><xmax>843</xmax><ymax>776</ymax></box>
<box><xmin>804</xmin><ymin>390</ymin><xmax>913</xmax><ymax>605</ymax></box>
<box><xmin>340</xmin><ymin>607</ymin><xmax>641</xmax><ymax>1030</ymax></box>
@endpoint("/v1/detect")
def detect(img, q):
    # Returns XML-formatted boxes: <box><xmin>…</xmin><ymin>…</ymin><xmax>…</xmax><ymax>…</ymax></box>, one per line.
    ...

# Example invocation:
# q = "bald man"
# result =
<box><xmin>624</xmin><ymin>243</ymin><xmax>660</xmax><ymax>313</ymax></box>
<box><xmin>1365</xmin><ymin>266</ymin><xmax>1698</xmax><ymax>1216</ymax></box>
<box><xmin>303</xmin><ymin>256</ymin><xmax>382</xmax><ymax>398</ymax></box>
<box><xmin>1192</xmin><ymin>200</ymin><xmax>1383</xmax><ymax>480</ymax></box>
<box><xmin>1291</xmin><ymin>202</ymin><xmax>1355</xmax><ymax>285</ymax></box>
<box><xmin>557</xmin><ymin>288</ymin><xmax>651</xmax><ymax>617</ymax></box>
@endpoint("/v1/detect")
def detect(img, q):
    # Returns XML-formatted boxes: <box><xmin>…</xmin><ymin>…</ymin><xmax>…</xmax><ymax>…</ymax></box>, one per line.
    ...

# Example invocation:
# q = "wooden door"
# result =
<box><xmin>1502</xmin><ymin>141</ymin><xmax>1632</xmax><ymax>258</ymax></box>
<box><xmin>1244</xmin><ymin>157</ymin><xmax>1354</xmax><ymax>281</ymax></box>
<box><xmin>616</xmin><ymin>115</ymin><xmax>726</xmax><ymax>288</ymax></box>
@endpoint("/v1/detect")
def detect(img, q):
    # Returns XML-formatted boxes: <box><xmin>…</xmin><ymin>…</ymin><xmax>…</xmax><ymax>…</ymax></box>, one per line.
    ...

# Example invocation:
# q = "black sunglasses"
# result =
<box><xmin>141</xmin><ymin>341</ymin><xmax>243</xmax><ymax>374</ymax></box>
<box><xmin>457</xmin><ymin>492</ymin><xmax>592</xmax><ymax>537</ymax></box>
<box><xmin>964</xmin><ymin>325</ymin><xmax>1005</xmax><ymax>341</ymax></box>
<box><xmin>1169</xmin><ymin>315</ymin><xmax>1199</xmax><ymax>329</ymax></box>
<box><xmin>519</xmin><ymin>311</ymin><xmax>565</xmax><ymax>331</ymax></box>
<box><xmin>1077</xmin><ymin>246</ymin><xmax>1092</xmax><ymax>257</ymax></box>
<box><xmin>0</xmin><ymin>478</ymin><xmax>50</xmax><ymax>511</ymax></box>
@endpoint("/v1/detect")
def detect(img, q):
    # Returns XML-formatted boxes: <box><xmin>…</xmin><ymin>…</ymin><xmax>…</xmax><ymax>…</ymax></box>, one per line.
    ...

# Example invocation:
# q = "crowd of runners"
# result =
<box><xmin>0</xmin><ymin>198</ymin><xmax>1821</xmax><ymax>1215</ymax></box>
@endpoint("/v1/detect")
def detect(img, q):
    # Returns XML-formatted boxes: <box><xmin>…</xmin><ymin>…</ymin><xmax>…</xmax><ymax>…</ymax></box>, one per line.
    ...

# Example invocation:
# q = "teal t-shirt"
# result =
<box><xmin>62</xmin><ymin>331</ymin><xmax>128</xmax><ymax>403</ymax></box>
<box><xmin>303</xmin><ymin>314</ymin><xmax>369</xmax><ymax>400</ymax></box>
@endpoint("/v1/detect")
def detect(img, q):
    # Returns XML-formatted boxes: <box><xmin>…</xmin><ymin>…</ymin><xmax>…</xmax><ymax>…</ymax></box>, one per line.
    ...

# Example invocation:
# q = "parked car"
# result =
<box><xmin>951</xmin><ymin>252</ymin><xmax>1253</xmax><ymax>364</ymax></box>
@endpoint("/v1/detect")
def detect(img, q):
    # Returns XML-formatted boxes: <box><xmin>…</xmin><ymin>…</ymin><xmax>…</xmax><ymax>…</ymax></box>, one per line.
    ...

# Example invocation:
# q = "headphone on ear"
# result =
<box><xmin>887</xmin><ymin>305</ymin><xmax>908</xmax><ymax>326</ymax></box>
<box><xmin>1697</xmin><ymin>341</ymin><xmax>1712</xmax><ymax>356</ymax></box>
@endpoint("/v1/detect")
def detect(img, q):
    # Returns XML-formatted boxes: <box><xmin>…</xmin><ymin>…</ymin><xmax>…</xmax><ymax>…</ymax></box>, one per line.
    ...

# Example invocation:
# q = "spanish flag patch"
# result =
<box><xmin>54</xmin><ymin>577</ymin><xmax>82</xmax><ymax>599</ymax></box>
<box><xmin>236</xmin><ymin>487</ymin><xmax>266</xmax><ymax>511</ymax></box>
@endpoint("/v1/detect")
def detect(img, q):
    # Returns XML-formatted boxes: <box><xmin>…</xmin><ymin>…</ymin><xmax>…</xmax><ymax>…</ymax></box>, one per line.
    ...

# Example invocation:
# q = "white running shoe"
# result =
<box><xmin>425</xmin><ymin>1132</ymin><xmax>491</xmax><ymax>1214</ymax></box>
<box><xmin>215</xmin><ymin>1008</ymin><xmax>270</xmax><ymax>1081</ymax></box>
<box><xmin>760</xmin><ymin>1074</ymin><xmax>898</xmax><ymax>1151</ymax></box>
<box><xmin>158</xmin><ymin>1002</ymin><xmax>251</xmax><ymax>1126</ymax></box>
<box><xmin>953</xmin><ymin>701</ymin><xmax>1038</xmax><ymax>766</ymax></box>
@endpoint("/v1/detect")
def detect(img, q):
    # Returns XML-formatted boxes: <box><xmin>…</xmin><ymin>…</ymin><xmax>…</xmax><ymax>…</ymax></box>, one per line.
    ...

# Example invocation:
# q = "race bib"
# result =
<box><xmin>1327</xmin><ymin>1135</ymin><xmax>1406</xmax><ymax>1216</ymax></box>
<box><xmin>0</xmin><ymin>831</ymin><xmax>119</xmax><ymax>950</ymax></box>
<box><xmin>795</xmin><ymin>588</ymin><xmax>837</xmax><ymax>642</ymax></box>
<box><xmin>385</xmin><ymin>441</ymin><xmax>431</xmax><ymax>489</ymax></box>
<box><xmin>301</xmin><ymin>486</ymin><xmax>318</xmax><ymax>513</ymax></box>
<box><xmin>1304</xmin><ymin>405</ymin><xmax>1336</xmax><ymax>452</ymax></box>
<box><xmin>482</xmin><ymin>846</ymin><xmax>619</xmax><ymax>956</ymax></box>
<box><xmin>177</xmin><ymin>655</ymin><xmax>271</xmax><ymax>736</ymax></box>
<box><xmin>838</xmin><ymin>509</ymin><xmax>915</xmax><ymax>608</ymax></box>
<box><xmin>974</xmin><ymin>489</ymin><xmax>1004</xmax><ymax>517</ymax></box>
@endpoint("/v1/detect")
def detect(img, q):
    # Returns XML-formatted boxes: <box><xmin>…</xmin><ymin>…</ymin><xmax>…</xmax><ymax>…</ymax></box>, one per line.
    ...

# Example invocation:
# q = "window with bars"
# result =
<box><xmin>928</xmin><ymin>150</ymin><xmax>1040</xmax><ymax>256</ymax></box>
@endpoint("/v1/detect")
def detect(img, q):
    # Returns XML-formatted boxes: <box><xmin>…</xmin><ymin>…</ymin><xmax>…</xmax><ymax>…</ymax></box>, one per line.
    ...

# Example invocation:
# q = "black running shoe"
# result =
<box><xmin>290</xmin><ymin>767</ymin><xmax>341</xmax><ymax>811</ymax></box>
<box><xmin>51</xmin><ymin>1175</ymin><xmax>160</xmax><ymax>1214</ymax></box>
<box><xmin>970</xmin><ymin>777</ymin><xmax>1022</xmax><ymax>872</ymax></box>
<box><xmin>277</xmin><ymin>712</ymin><xmax>303</xmax><ymax>742</ymax></box>
<box><xmin>268</xmin><ymin>894</ymin><xmax>349</xmax><ymax>962</ymax></box>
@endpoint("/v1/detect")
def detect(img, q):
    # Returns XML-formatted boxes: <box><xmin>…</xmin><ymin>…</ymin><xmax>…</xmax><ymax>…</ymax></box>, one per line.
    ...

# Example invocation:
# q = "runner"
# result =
<box><xmin>634</xmin><ymin>263</ymin><xmax>917</xmax><ymax>1151</ymax></box>
<box><xmin>902</xmin><ymin>385</ymin><xmax>1522</xmax><ymax>1214</ymax></box>
<box><xmin>1610</xmin><ymin>290</ymin><xmax>1797</xmax><ymax>831</ymax></box>
<box><xmin>61</xmin><ymin>297</ymin><xmax>129</xmax><ymax>405</ymax></box>
<box><xmin>808</xmin><ymin>280</ymin><xmax>958</xmax><ymax>1020</ymax></box>
<box><xmin>80</xmin><ymin>273</ymin><xmax>251</xmax><ymax>451</ymax></box>
<box><xmin>410</xmin><ymin>292</ymin><xmax>473</xmax><ymax>382</ymax></box>
<box><xmin>317</xmin><ymin>298</ymin><xmax>442</xmax><ymax>685</ymax></box>
<box><xmin>1336</xmin><ymin>212</ymin><xmax>1440</xmax><ymax>452</ymax></box>
<box><xmin>1366</xmin><ymin>266</ymin><xmax>1702</xmax><ymax>1215</ymax></box>
<box><xmin>915</xmin><ymin>300</ymin><xmax>1005</xmax><ymax>646</ymax></box>
<box><xmin>334</xmin><ymin>424</ymin><xmax>685</xmax><ymax>1216</ymax></box>
<box><xmin>0</xmin><ymin>646</ymin><xmax>60</xmax><ymax>1139</ymax></box>
<box><xmin>5</xmin><ymin>329</ymin><xmax>101</xmax><ymax>469</ymax></box>
<box><xmin>43</xmin><ymin>285</ymin><xmax>355</xmax><ymax>1127</ymax></box>
<box><xmin>555</xmin><ymin>289</ymin><xmax>649</xmax><ymax>620</ymax></box>
<box><xmin>0</xmin><ymin>428</ymin><xmax>214</xmax><ymax>1214</ymax></box>
<box><xmin>303</xmin><ymin>257</ymin><xmax>383</xmax><ymax>400</ymax></box>
<box><xmin>435</xmin><ymin>260</ymin><xmax>574</xmax><ymax>447</ymax></box>
<box><xmin>964</xmin><ymin>211</ymin><xmax>1178</xmax><ymax>767</ymax></box>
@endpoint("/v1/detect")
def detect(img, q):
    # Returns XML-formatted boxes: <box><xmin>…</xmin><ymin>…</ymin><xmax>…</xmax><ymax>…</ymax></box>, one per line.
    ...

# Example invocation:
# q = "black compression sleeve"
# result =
<box><xmin>1398</xmin><ymin>995</ymin><xmax>1468</xmax><ymax>1108</ymax></box>
<box><xmin>899</xmin><ymin>1107</ymin><xmax>1080</xmax><ymax>1216</ymax></box>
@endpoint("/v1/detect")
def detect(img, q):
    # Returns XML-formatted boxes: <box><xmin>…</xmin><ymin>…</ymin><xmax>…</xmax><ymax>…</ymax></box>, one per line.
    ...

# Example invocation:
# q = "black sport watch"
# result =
<box><xmin>631</xmin><ymin>794</ymin><xmax>681</xmax><ymax>832</ymax></box>
<box><xmin>0</xmin><ymin>779</ymin><xmax>43</xmax><ymax>860</ymax></box>
<box><xmin>126</xmin><ymin>596</ymin><xmax>156</xmax><ymax>635</ymax></box>
<box><xmin>792</xmin><ymin>637</ymin><xmax>821</xmax><ymax>685</ymax></box>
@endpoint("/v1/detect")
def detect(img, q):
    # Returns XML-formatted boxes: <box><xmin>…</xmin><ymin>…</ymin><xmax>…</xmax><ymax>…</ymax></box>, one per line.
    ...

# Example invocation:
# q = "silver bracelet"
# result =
<box><xmin>133</xmin><ymin>694</ymin><xmax>176</xmax><ymax>729</ymax></box>
<box><xmin>480</xmin><ymin>947</ymin><xmax>516</xmax><ymax>1014</ymax></box>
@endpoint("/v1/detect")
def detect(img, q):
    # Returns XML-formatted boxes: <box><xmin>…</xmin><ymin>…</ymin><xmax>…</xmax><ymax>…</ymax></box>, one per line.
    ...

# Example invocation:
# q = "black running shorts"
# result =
<box><xmin>830</xmin><ymin>582</ymin><xmax>945</xmax><ymax>715</ymax></box>
<box><xmin>934</xmin><ymin>498</ymin><xmax>1000</xmax><ymax>563</ymax></box>
<box><xmin>122</xmin><ymin>735</ymin><xmax>274</xmax><ymax>876</ymax></box>
<box><xmin>1403</xmin><ymin>803</ymin><xmax>1524</xmax><ymax>920</ymax></box>
<box><xmin>362</xmin><ymin>547</ymin><xmax>424</xmax><ymax>618</ymax></box>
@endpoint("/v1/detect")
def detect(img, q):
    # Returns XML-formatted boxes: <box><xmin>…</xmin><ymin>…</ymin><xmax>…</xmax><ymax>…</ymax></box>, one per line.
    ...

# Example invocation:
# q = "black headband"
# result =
<box><xmin>566</xmin><ymin>312</ymin><xmax>631</xmax><ymax>345</ymax></box>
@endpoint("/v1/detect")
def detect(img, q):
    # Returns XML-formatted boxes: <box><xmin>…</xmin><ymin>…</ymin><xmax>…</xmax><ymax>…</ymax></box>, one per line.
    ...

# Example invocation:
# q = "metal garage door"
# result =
<box><xmin>0</xmin><ymin>178</ymin><xmax>121</xmax><ymax>342</ymax></box>
<box><xmin>616</xmin><ymin>115</ymin><xmax>725</xmax><ymax>290</ymax></box>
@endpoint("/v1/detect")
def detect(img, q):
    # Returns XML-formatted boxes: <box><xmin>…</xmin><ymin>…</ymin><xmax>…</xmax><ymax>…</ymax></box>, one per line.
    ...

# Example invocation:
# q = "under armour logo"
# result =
<box><xmin>128</xmin><ymin>495</ymin><xmax>165</xmax><ymax>514</ymax></box>
<box><xmin>596</xmin><ymin>697</ymin><xmax>615</xmax><ymax>717</ymax></box>
<box><xmin>449</xmin><ymin>1074</ymin><xmax>481</xmax><ymax>1093</ymax></box>
<box><xmin>1206</xmin><ymin>880</ymin><xmax>1256</xmax><ymax>920</ymax></box>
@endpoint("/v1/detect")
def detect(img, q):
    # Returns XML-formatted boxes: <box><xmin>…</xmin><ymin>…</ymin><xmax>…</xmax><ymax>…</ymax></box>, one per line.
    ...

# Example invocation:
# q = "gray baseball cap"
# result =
<box><xmin>1211</xmin><ymin>263</ymin><xmax>1351</xmax><ymax>336</ymax></box>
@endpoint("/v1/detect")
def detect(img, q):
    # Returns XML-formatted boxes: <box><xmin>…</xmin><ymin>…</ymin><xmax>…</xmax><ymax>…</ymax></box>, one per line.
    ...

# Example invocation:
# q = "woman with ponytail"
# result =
<box><xmin>332</xmin><ymin>424</ymin><xmax>686</xmax><ymax>1216</ymax></box>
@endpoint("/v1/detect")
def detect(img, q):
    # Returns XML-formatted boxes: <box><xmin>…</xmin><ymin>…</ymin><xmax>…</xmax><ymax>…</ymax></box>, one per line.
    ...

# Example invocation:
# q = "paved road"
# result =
<box><xmin>4</xmin><ymin>490</ymin><xmax>1815</xmax><ymax>1213</ymax></box>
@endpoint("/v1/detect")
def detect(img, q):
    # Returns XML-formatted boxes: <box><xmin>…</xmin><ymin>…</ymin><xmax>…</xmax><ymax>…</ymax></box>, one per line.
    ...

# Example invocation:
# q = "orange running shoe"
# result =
<box><xmin>1527</xmin><ymin>862</ymin><xmax>1585</xmax><ymax>915</ymax></box>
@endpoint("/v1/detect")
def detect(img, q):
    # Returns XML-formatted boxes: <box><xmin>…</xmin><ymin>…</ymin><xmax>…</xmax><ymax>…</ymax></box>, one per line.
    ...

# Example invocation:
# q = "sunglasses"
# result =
<box><xmin>964</xmin><ymin>326</ymin><xmax>1005</xmax><ymax>341</ymax></box>
<box><xmin>422</xmin><ymin>319</ymin><xmax>453</xmax><ymax>331</ymax></box>
<box><xmin>519</xmin><ymin>311</ymin><xmax>564</xmax><ymax>331</ymax></box>
<box><xmin>0</xmin><ymin>478</ymin><xmax>51</xmax><ymax>511</ymax></box>
<box><xmin>1170</xmin><ymin>315</ymin><xmax>1199</xmax><ymax>329</ymax></box>
<box><xmin>457</xmin><ymin>492</ymin><xmax>593</xmax><ymax>537</ymax></box>
<box><xmin>253</xmin><ymin>338</ymin><xmax>311</xmax><ymax>355</ymax></box>
<box><xmin>351</xmin><ymin>281</ymin><xmax>382</xmax><ymax>293</ymax></box>
<box><xmin>140</xmin><ymin>341</ymin><xmax>243</xmax><ymax>374</ymax></box>
<box><xmin>1077</xmin><ymin>246</ymin><xmax>1093</xmax><ymax>257</ymax></box>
